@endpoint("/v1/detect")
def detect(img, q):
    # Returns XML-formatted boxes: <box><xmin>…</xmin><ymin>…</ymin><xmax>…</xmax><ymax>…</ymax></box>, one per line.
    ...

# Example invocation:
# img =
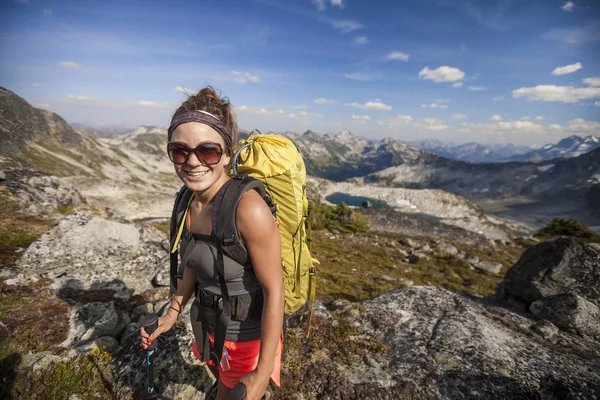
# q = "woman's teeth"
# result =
<box><xmin>187</xmin><ymin>171</ymin><xmax>208</xmax><ymax>177</ymax></box>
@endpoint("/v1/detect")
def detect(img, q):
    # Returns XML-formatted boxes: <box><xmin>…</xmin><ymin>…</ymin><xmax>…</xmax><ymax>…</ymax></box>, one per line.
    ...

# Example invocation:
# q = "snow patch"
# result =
<box><xmin>537</xmin><ymin>164</ymin><xmax>554</xmax><ymax>173</ymax></box>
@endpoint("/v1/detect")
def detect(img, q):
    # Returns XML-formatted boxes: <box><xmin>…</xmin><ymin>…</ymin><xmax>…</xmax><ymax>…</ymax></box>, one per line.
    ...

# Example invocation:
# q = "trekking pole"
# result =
<box><xmin>140</xmin><ymin>313</ymin><xmax>159</xmax><ymax>394</ymax></box>
<box><xmin>230</xmin><ymin>382</ymin><xmax>270</xmax><ymax>400</ymax></box>
<box><xmin>230</xmin><ymin>383</ymin><xmax>246</xmax><ymax>400</ymax></box>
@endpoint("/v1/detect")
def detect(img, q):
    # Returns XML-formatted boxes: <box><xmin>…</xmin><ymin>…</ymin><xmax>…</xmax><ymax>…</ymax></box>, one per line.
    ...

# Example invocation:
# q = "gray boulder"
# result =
<box><xmin>65</xmin><ymin>301</ymin><xmax>121</xmax><ymax>346</ymax></box>
<box><xmin>474</xmin><ymin>260</ymin><xmax>503</xmax><ymax>274</ymax></box>
<box><xmin>15</xmin><ymin>211</ymin><xmax>168</xmax><ymax>294</ymax></box>
<box><xmin>434</xmin><ymin>243</ymin><xmax>458</xmax><ymax>258</ymax></box>
<box><xmin>496</xmin><ymin>237</ymin><xmax>600</xmax><ymax>306</ymax></box>
<box><xmin>530</xmin><ymin>293</ymin><xmax>600</xmax><ymax>337</ymax></box>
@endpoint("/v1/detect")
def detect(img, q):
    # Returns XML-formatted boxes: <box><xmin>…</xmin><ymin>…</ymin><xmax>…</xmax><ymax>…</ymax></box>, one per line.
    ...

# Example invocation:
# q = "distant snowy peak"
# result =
<box><xmin>512</xmin><ymin>135</ymin><xmax>600</xmax><ymax>162</ymax></box>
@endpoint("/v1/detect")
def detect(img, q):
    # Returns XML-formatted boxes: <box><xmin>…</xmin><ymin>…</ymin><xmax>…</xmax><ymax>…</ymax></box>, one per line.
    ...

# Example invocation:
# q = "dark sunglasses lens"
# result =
<box><xmin>168</xmin><ymin>144</ymin><xmax>189</xmax><ymax>164</ymax></box>
<box><xmin>195</xmin><ymin>144</ymin><xmax>222</xmax><ymax>165</ymax></box>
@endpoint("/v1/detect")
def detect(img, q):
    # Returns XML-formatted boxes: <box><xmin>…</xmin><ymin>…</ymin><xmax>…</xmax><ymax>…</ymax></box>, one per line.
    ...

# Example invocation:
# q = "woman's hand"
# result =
<box><xmin>237</xmin><ymin>369</ymin><xmax>271</xmax><ymax>400</ymax></box>
<box><xmin>140</xmin><ymin>313</ymin><xmax>177</xmax><ymax>349</ymax></box>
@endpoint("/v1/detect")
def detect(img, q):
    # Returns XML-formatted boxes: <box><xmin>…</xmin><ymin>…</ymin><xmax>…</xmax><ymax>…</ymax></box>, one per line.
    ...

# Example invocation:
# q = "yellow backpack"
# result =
<box><xmin>234</xmin><ymin>133</ymin><xmax>318</xmax><ymax>325</ymax></box>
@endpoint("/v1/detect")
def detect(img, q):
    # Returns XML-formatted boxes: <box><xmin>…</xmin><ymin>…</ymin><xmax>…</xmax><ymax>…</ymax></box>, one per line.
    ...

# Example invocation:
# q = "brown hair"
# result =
<box><xmin>171</xmin><ymin>86</ymin><xmax>238</xmax><ymax>156</ymax></box>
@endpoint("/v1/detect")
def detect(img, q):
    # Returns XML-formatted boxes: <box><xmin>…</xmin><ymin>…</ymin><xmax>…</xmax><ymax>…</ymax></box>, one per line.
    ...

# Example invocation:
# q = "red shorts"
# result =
<box><xmin>191</xmin><ymin>333</ymin><xmax>283</xmax><ymax>389</ymax></box>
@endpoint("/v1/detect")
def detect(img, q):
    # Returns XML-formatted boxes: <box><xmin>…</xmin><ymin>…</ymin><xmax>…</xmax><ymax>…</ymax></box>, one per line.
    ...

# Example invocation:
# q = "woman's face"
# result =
<box><xmin>169</xmin><ymin>122</ymin><xmax>231</xmax><ymax>193</ymax></box>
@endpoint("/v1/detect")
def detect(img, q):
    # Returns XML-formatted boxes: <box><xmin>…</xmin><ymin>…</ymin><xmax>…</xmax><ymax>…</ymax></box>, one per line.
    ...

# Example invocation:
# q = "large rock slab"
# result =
<box><xmin>496</xmin><ymin>237</ymin><xmax>600</xmax><ymax>307</ymax></box>
<box><xmin>285</xmin><ymin>286</ymin><xmax>600</xmax><ymax>399</ymax></box>
<box><xmin>14</xmin><ymin>211</ymin><xmax>168</xmax><ymax>294</ymax></box>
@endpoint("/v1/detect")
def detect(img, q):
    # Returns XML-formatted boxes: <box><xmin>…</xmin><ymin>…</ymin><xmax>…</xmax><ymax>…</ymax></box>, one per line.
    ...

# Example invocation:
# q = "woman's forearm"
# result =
<box><xmin>167</xmin><ymin>266</ymin><xmax>197</xmax><ymax>320</ymax></box>
<box><xmin>255</xmin><ymin>286</ymin><xmax>285</xmax><ymax>376</ymax></box>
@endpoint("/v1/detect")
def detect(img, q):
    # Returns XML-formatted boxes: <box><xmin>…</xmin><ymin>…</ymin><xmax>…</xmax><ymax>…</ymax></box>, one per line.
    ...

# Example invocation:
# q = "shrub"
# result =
<box><xmin>310</xmin><ymin>202</ymin><xmax>370</xmax><ymax>233</ymax></box>
<box><xmin>535</xmin><ymin>217</ymin><xmax>600</xmax><ymax>242</ymax></box>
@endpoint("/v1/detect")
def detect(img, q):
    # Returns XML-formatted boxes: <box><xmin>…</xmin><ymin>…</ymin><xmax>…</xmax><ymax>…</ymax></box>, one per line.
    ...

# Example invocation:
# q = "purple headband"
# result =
<box><xmin>168</xmin><ymin>110</ymin><xmax>232</xmax><ymax>150</ymax></box>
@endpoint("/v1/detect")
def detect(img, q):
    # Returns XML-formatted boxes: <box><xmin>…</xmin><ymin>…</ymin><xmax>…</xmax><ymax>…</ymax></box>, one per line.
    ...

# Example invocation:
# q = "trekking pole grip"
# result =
<box><xmin>230</xmin><ymin>382</ymin><xmax>246</xmax><ymax>400</ymax></box>
<box><xmin>140</xmin><ymin>313</ymin><xmax>159</xmax><ymax>350</ymax></box>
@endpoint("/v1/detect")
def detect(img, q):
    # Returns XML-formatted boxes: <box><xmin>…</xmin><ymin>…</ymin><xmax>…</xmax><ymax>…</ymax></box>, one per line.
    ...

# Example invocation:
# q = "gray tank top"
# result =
<box><xmin>180</xmin><ymin>227</ymin><xmax>262</xmax><ymax>341</ymax></box>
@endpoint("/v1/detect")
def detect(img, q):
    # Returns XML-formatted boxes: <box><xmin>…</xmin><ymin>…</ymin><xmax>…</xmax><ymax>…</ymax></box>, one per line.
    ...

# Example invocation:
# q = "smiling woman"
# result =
<box><xmin>140</xmin><ymin>87</ymin><xmax>284</xmax><ymax>400</ymax></box>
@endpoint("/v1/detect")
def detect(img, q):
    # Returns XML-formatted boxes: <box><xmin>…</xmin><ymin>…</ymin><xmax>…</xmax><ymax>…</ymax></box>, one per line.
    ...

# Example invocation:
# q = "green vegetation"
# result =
<box><xmin>310</xmin><ymin>202</ymin><xmax>370</xmax><ymax>234</ymax></box>
<box><xmin>148</xmin><ymin>220</ymin><xmax>170</xmax><ymax>237</ymax></box>
<box><xmin>311</xmin><ymin>230</ymin><xmax>522</xmax><ymax>302</ymax></box>
<box><xmin>535</xmin><ymin>217</ymin><xmax>600</xmax><ymax>243</ymax></box>
<box><xmin>11</xmin><ymin>348</ymin><xmax>115</xmax><ymax>400</ymax></box>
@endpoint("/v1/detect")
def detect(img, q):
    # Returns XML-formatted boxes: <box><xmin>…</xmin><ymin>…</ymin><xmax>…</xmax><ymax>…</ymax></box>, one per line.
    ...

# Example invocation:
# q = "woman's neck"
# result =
<box><xmin>192</xmin><ymin>174</ymin><xmax>230</xmax><ymax>208</ymax></box>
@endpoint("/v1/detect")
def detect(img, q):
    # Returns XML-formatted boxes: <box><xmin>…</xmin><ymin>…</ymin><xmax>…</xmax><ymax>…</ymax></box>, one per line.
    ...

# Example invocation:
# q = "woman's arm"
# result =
<box><xmin>141</xmin><ymin>264</ymin><xmax>198</xmax><ymax>348</ymax></box>
<box><xmin>236</xmin><ymin>189</ymin><xmax>284</xmax><ymax>390</ymax></box>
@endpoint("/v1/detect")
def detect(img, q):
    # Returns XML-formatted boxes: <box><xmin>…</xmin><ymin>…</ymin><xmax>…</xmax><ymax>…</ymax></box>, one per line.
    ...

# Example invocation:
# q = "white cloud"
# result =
<box><xmin>564</xmin><ymin>118</ymin><xmax>600</xmax><ymax>133</ymax></box>
<box><xmin>287</xmin><ymin>111</ymin><xmax>322</xmax><ymax>120</ymax></box>
<box><xmin>468</xmin><ymin>86</ymin><xmax>487</xmax><ymax>91</ymax></box>
<box><xmin>313</xmin><ymin>98</ymin><xmax>337</xmax><ymax>104</ymax></box>
<box><xmin>231</xmin><ymin>71</ymin><xmax>261</xmax><ymax>84</ymax></box>
<box><xmin>67</xmin><ymin>95</ymin><xmax>93</xmax><ymax>101</ymax></box>
<box><xmin>30</xmin><ymin>82</ymin><xmax>41</xmax><ymax>87</ymax></box>
<box><xmin>418</xmin><ymin>66</ymin><xmax>465</xmax><ymax>83</ymax></box>
<box><xmin>543</xmin><ymin>23</ymin><xmax>600</xmax><ymax>45</ymax></box>
<box><xmin>43</xmin><ymin>9</ymin><xmax>52</xmax><ymax>15</ymax></box>
<box><xmin>378</xmin><ymin>114</ymin><xmax>412</xmax><ymax>129</ymax></box>
<box><xmin>386</xmin><ymin>51</ymin><xmax>410</xmax><ymax>61</ymax></box>
<box><xmin>331</xmin><ymin>19</ymin><xmax>362</xmax><ymax>33</ymax></box>
<box><xmin>520</xmin><ymin>116</ymin><xmax>531</xmax><ymax>121</ymax></box>
<box><xmin>583</xmin><ymin>77</ymin><xmax>600</xmax><ymax>87</ymax></box>
<box><xmin>512</xmin><ymin>84</ymin><xmax>600</xmax><ymax>103</ymax></box>
<box><xmin>137</xmin><ymin>100</ymin><xmax>175</xmax><ymax>108</ymax></box>
<box><xmin>421</xmin><ymin>103</ymin><xmax>448</xmax><ymax>109</ymax></box>
<box><xmin>36</xmin><ymin>103</ymin><xmax>51</xmax><ymax>108</ymax></box>
<box><xmin>65</xmin><ymin>94</ymin><xmax>177</xmax><ymax>110</ymax></box>
<box><xmin>237</xmin><ymin>105</ymin><xmax>286</xmax><ymax>116</ymax></box>
<box><xmin>595</xmin><ymin>101</ymin><xmax>600</xmax><ymax>107</ymax></box>
<box><xmin>452</xmin><ymin>114</ymin><xmax>467</xmax><ymax>119</ymax></box>
<box><xmin>491</xmin><ymin>114</ymin><xmax>502</xmax><ymax>121</ymax></box>
<box><xmin>561</xmin><ymin>1</ymin><xmax>575</xmax><ymax>11</ymax></box>
<box><xmin>351</xmin><ymin>114</ymin><xmax>371</xmax><ymax>123</ymax></box>
<box><xmin>536</xmin><ymin>116</ymin><xmax>544</xmax><ymax>120</ymax></box>
<box><xmin>413</xmin><ymin>118</ymin><xmax>448</xmax><ymax>131</ymax></box>
<box><xmin>344</xmin><ymin>72</ymin><xmax>381</xmax><ymax>81</ymax></box>
<box><xmin>460</xmin><ymin>43</ymin><xmax>468</xmax><ymax>54</ymax></box>
<box><xmin>551</xmin><ymin>62</ymin><xmax>582</xmax><ymax>76</ymax></box>
<box><xmin>353</xmin><ymin>36</ymin><xmax>368</xmax><ymax>45</ymax></box>
<box><xmin>313</xmin><ymin>0</ymin><xmax>345</xmax><ymax>11</ymax></box>
<box><xmin>59</xmin><ymin>61</ymin><xmax>80</xmax><ymax>69</ymax></box>
<box><xmin>493</xmin><ymin>96</ymin><xmax>505</xmax><ymax>101</ymax></box>
<box><xmin>460</xmin><ymin>120</ymin><xmax>545</xmax><ymax>134</ymax></box>
<box><xmin>174</xmin><ymin>85</ymin><xmax>192</xmax><ymax>93</ymax></box>
<box><xmin>345</xmin><ymin>100</ymin><xmax>392</xmax><ymax>110</ymax></box>
<box><xmin>452</xmin><ymin>82</ymin><xmax>464</xmax><ymax>88</ymax></box>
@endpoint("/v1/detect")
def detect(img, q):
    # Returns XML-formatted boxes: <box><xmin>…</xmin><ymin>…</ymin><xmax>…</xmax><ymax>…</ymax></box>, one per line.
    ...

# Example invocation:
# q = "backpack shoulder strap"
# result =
<box><xmin>169</xmin><ymin>185</ymin><xmax>193</xmax><ymax>293</ymax></box>
<box><xmin>211</xmin><ymin>176</ymin><xmax>268</xmax><ymax>246</ymax></box>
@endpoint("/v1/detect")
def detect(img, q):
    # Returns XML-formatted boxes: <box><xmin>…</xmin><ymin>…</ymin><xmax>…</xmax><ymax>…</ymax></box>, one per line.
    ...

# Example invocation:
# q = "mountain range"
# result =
<box><xmin>1</xmin><ymin>86</ymin><xmax>598</xmax><ymax>227</ymax></box>
<box><xmin>408</xmin><ymin>135</ymin><xmax>600</xmax><ymax>163</ymax></box>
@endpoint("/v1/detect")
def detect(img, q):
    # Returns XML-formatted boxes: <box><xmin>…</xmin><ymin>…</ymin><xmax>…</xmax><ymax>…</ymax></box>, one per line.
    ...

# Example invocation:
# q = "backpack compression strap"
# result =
<box><xmin>169</xmin><ymin>186</ymin><xmax>193</xmax><ymax>293</ymax></box>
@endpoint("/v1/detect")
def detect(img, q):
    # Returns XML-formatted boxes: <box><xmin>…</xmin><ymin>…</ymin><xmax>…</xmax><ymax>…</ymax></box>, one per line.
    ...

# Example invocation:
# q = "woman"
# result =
<box><xmin>140</xmin><ymin>87</ymin><xmax>284</xmax><ymax>400</ymax></box>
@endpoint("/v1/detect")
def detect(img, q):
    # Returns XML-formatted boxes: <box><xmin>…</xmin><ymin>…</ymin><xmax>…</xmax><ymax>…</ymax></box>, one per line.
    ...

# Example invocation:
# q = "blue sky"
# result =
<box><xmin>1</xmin><ymin>0</ymin><xmax>599</xmax><ymax>145</ymax></box>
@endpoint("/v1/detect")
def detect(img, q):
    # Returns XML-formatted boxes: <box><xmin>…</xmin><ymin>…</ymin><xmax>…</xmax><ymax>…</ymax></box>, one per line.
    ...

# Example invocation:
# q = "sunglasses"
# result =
<box><xmin>167</xmin><ymin>142</ymin><xmax>223</xmax><ymax>165</ymax></box>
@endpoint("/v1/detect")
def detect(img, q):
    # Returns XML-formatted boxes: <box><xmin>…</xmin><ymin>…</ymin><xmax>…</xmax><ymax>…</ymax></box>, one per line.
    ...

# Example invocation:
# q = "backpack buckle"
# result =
<box><xmin>222</xmin><ymin>235</ymin><xmax>236</xmax><ymax>246</ymax></box>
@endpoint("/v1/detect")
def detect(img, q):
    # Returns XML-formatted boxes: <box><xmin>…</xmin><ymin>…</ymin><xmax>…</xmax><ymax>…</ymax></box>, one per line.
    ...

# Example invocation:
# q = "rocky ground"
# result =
<box><xmin>1</xmin><ymin>170</ymin><xmax>599</xmax><ymax>398</ymax></box>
